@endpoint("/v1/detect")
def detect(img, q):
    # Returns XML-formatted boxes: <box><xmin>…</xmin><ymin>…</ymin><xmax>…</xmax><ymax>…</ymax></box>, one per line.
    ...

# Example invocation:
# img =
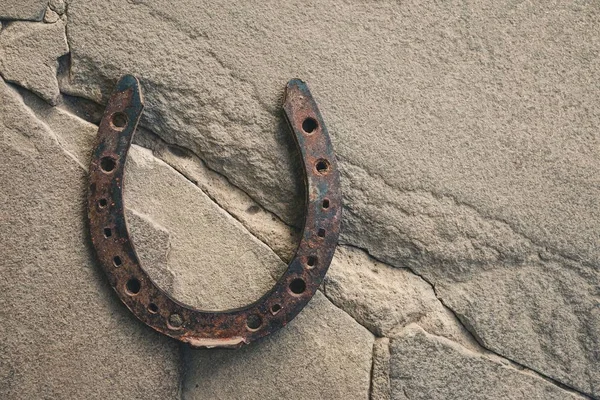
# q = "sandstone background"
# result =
<box><xmin>1</xmin><ymin>1</ymin><xmax>598</xmax><ymax>399</ymax></box>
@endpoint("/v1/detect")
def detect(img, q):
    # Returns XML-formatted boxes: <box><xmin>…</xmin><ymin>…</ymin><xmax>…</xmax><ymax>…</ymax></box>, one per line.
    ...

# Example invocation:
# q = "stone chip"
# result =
<box><xmin>0</xmin><ymin>20</ymin><xmax>68</xmax><ymax>105</ymax></box>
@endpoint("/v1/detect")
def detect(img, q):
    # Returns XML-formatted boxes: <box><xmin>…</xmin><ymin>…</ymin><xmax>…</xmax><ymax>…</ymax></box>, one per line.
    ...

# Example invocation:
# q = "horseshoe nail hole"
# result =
<box><xmin>103</xmin><ymin>228</ymin><xmax>112</xmax><ymax>238</ymax></box>
<box><xmin>322</xmin><ymin>199</ymin><xmax>330</xmax><ymax>209</ymax></box>
<box><xmin>125</xmin><ymin>278</ymin><xmax>141</xmax><ymax>295</ymax></box>
<box><xmin>315</xmin><ymin>159</ymin><xmax>330</xmax><ymax>175</ymax></box>
<box><xmin>302</xmin><ymin>117</ymin><xmax>318</xmax><ymax>134</ymax></box>
<box><xmin>246</xmin><ymin>314</ymin><xmax>262</xmax><ymax>330</ymax></box>
<box><xmin>148</xmin><ymin>303</ymin><xmax>159</xmax><ymax>314</ymax></box>
<box><xmin>98</xmin><ymin>198</ymin><xmax>108</xmax><ymax>208</ymax></box>
<box><xmin>318</xmin><ymin>228</ymin><xmax>326</xmax><ymax>237</ymax></box>
<box><xmin>271</xmin><ymin>304</ymin><xmax>282</xmax><ymax>314</ymax></box>
<box><xmin>307</xmin><ymin>256</ymin><xmax>317</xmax><ymax>268</ymax></box>
<box><xmin>113</xmin><ymin>256</ymin><xmax>122</xmax><ymax>267</ymax></box>
<box><xmin>289</xmin><ymin>278</ymin><xmax>306</xmax><ymax>295</ymax></box>
<box><xmin>168</xmin><ymin>313</ymin><xmax>183</xmax><ymax>329</ymax></box>
<box><xmin>100</xmin><ymin>157</ymin><xmax>117</xmax><ymax>173</ymax></box>
<box><xmin>111</xmin><ymin>112</ymin><xmax>128</xmax><ymax>129</ymax></box>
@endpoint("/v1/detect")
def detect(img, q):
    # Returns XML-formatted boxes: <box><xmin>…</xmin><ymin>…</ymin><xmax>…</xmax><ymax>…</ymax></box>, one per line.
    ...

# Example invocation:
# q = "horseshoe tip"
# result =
<box><xmin>287</xmin><ymin>78</ymin><xmax>306</xmax><ymax>87</ymax></box>
<box><xmin>114</xmin><ymin>74</ymin><xmax>144</xmax><ymax>107</ymax></box>
<box><xmin>284</xmin><ymin>78</ymin><xmax>310</xmax><ymax>104</ymax></box>
<box><xmin>115</xmin><ymin>74</ymin><xmax>140</xmax><ymax>90</ymax></box>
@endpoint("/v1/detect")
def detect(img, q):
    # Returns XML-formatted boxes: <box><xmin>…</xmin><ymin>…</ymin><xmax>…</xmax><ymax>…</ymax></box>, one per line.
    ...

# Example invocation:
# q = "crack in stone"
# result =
<box><xmin>136</xmin><ymin>127</ymin><xmax>301</xmax><ymax>237</ymax></box>
<box><xmin>339</xmin><ymin>154</ymin><xmax>595</xmax><ymax>270</ymax></box>
<box><xmin>368</xmin><ymin>341</ymin><xmax>377</xmax><ymax>400</ymax></box>
<box><xmin>342</xmin><ymin>242</ymin><xmax>596</xmax><ymax>400</ymax></box>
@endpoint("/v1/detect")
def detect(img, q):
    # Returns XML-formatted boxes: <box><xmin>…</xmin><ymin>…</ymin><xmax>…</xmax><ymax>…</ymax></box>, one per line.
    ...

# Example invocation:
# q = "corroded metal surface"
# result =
<box><xmin>88</xmin><ymin>75</ymin><xmax>341</xmax><ymax>348</ymax></box>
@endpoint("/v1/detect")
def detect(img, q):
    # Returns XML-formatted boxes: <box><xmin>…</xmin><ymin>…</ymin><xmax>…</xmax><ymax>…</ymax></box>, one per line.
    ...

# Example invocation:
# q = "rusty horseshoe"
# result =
<box><xmin>88</xmin><ymin>75</ymin><xmax>341</xmax><ymax>348</ymax></box>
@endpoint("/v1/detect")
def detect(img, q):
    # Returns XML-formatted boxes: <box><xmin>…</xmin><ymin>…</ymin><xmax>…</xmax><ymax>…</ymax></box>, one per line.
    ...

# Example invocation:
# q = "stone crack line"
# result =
<box><xmin>337</xmin><ymin>154</ymin><xmax>596</xmax><ymax>270</ymax></box>
<box><xmin>342</xmin><ymin>240</ymin><xmax>596</xmax><ymax>400</ymax></box>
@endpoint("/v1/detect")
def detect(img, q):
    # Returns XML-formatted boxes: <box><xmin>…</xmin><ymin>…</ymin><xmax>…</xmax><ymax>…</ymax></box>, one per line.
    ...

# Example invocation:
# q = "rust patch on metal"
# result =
<box><xmin>88</xmin><ymin>75</ymin><xmax>342</xmax><ymax>348</ymax></box>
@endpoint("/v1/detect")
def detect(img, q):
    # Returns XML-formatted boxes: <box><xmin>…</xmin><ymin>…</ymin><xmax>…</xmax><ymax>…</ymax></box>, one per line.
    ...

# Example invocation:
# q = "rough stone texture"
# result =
<box><xmin>324</xmin><ymin>246</ymin><xmax>473</xmax><ymax>347</ymax></box>
<box><xmin>342</xmin><ymin>162</ymin><xmax>600</xmax><ymax>396</ymax></box>
<box><xmin>184</xmin><ymin>292</ymin><xmax>374</xmax><ymax>400</ymax></box>
<box><xmin>48</xmin><ymin>0</ymin><xmax>65</xmax><ymax>15</ymax></box>
<box><xmin>123</xmin><ymin>145</ymin><xmax>285</xmax><ymax>310</ymax></box>
<box><xmin>389</xmin><ymin>325</ymin><xmax>587</xmax><ymax>400</ymax></box>
<box><xmin>135</xmin><ymin>130</ymin><xmax>300</xmax><ymax>262</ymax></box>
<box><xmin>0</xmin><ymin>20</ymin><xmax>68</xmax><ymax>105</ymax></box>
<box><xmin>43</xmin><ymin>7</ymin><xmax>60</xmax><ymax>24</ymax></box>
<box><xmin>371</xmin><ymin>338</ymin><xmax>391</xmax><ymax>400</ymax></box>
<box><xmin>0</xmin><ymin>79</ymin><xmax>181</xmax><ymax>399</ymax></box>
<box><xmin>126</xmin><ymin>208</ymin><xmax>176</xmax><ymax>293</ymax></box>
<box><xmin>0</xmin><ymin>0</ymin><xmax>47</xmax><ymax>21</ymax></box>
<box><xmin>60</xmin><ymin>1</ymin><xmax>600</xmax><ymax>396</ymax></box>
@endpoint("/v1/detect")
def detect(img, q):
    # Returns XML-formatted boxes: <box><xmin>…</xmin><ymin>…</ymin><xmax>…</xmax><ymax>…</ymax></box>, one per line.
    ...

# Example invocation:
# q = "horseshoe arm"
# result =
<box><xmin>88</xmin><ymin>75</ymin><xmax>341</xmax><ymax>348</ymax></box>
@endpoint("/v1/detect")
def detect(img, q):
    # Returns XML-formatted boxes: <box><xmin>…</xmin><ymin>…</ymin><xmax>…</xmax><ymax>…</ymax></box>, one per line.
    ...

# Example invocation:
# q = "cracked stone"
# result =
<box><xmin>436</xmin><ymin>260</ymin><xmax>600</xmax><ymax>398</ymax></box>
<box><xmin>48</xmin><ymin>0</ymin><xmax>65</xmax><ymax>15</ymax></box>
<box><xmin>123</xmin><ymin>145</ymin><xmax>285</xmax><ymax>310</ymax></box>
<box><xmin>183</xmin><ymin>292</ymin><xmax>374</xmax><ymax>400</ymax></box>
<box><xmin>0</xmin><ymin>0</ymin><xmax>47</xmax><ymax>21</ymax></box>
<box><xmin>324</xmin><ymin>246</ymin><xmax>473</xmax><ymax>347</ymax></box>
<box><xmin>1</xmin><ymin>0</ymin><xmax>598</xmax><ymax>397</ymax></box>
<box><xmin>135</xmin><ymin>130</ymin><xmax>301</xmax><ymax>262</ymax></box>
<box><xmin>389</xmin><ymin>325</ymin><xmax>588</xmax><ymax>400</ymax></box>
<box><xmin>0</xmin><ymin>78</ymin><xmax>180</xmax><ymax>399</ymax></box>
<box><xmin>126</xmin><ymin>208</ymin><xmax>176</xmax><ymax>293</ymax></box>
<box><xmin>0</xmin><ymin>20</ymin><xmax>68</xmax><ymax>105</ymax></box>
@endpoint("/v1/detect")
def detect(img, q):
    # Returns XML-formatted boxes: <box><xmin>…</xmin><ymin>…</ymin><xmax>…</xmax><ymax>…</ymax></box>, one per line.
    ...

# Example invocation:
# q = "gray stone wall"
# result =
<box><xmin>1</xmin><ymin>1</ymin><xmax>598</xmax><ymax>399</ymax></box>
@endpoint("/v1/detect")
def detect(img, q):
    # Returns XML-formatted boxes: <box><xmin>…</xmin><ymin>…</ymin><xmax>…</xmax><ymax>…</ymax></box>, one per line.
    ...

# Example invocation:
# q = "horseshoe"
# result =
<box><xmin>87</xmin><ymin>75</ymin><xmax>342</xmax><ymax>348</ymax></box>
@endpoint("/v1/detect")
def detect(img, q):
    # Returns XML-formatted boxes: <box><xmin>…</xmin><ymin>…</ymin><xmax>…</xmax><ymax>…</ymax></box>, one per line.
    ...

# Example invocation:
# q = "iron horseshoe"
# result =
<box><xmin>87</xmin><ymin>75</ymin><xmax>342</xmax><ymax>348</ymax></box>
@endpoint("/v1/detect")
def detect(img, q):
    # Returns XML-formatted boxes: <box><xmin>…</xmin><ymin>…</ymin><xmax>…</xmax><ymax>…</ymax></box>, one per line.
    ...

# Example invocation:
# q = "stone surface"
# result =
<box><xmin>390</xmin><ymin>325</ymin><xmax>587</xmax><ymax>400</ymax></box>
<box><xmin>371</xmin><ymin>338</ymin><xmax>391</xmax><ymax>400</ymax></box>
<box><xmin>0</xmin><ymin>0</ymin><xmax>47</xmax><ymax>21</ymax></box>
<box><xmin>136</xmin><ymin>130</ymin><xmax>300</xmax><ymax>263</ymax></box>
<box><xmin>324</xmin><ymin>246</ymin><xmax>472</xmax><ymax>347</ymax></box>
<box><xmin>0</xmin><ymin>79</ymin><xmax>181</xmax><ymax>399</ymax></box>
<box><xmin>183</xmin><ymin>292</ymin><xmax>374</xmax><ymax>400</ymax></box>
<box><xmin>43</xmin><ymin>7</ymin><xmax>60</xmax><ymax>23</ymax></box>
<box><xmin>0</xmin><ymin>21</ymin><xmax>68</xmax><ymax>105</ymax></box>
<box><xmin>436</xmin><ymin>260</ymin><xmax>600</xmax><ymax>398</ymax></box>
<box><xmin>48</xmin><ymin>0</ymin><xmax>65</xmax><ymax>15</ymax></box>
<box><xmin>123</xmin><ymin>145</ymin><xmax>285</xmax><ymax>310</ymax></box>
<box><xmin>61</xmin><ymin>1</ymin><xmax>600</xmax><ymax>396</ymax></box>
<box><xmin>126</xmin><ymin>208</ymin><xmax>175</xmax><ymax>293</ymax></box>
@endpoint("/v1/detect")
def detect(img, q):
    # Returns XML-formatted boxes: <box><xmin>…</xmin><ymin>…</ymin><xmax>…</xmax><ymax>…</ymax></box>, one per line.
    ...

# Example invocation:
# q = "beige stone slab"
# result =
<box><xmin>324</xmin><ymin>246</ymin><xmax>472</xmax><ymax>347</ymax></box>
<box><xmin>389</xmin><ymin>325</ymin><xmax>587</xmax><ymax>400</ymax></box>
<box><xmin>183</xmin><ymin>292</ymin><xmax>374</xmax><ymax>400</ymax></box>
<box><xmin>0</xmin><ymin>21</ymin><xmax>68</xmax><ymax>105</ymax></box>
<box><xmin>0</xmin><ymin>79</ymin><xmax>181</xmax><ymax>399</ymax></box>
<box><xmin>18</xmin><ymin>85</ymin><xmax>285</xmax><ymax>311</ymax></box>
<box><xmin>0</xmin><ymin>0</ymin><xmax>47</xmax><ymax>21</ymax></box>
<box><xmin>61</xmin><ymin>1</ymin><xmax>600</xmax><ymax>393</ymax></box>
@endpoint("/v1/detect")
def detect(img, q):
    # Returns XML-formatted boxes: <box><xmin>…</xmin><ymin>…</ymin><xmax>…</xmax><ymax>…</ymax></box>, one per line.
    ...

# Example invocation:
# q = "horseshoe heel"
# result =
<box><xmin>88</xmin><ymin>75</ymin><xmax>341</xmax><ymax>348</ymax></box>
